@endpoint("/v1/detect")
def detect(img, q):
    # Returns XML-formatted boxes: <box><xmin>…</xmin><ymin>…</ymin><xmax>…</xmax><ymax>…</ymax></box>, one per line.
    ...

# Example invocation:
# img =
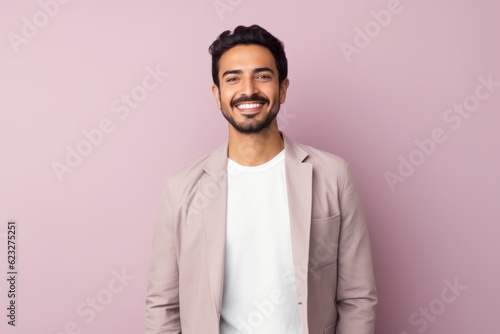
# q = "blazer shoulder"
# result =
<box><xmin>293</xmin><ymin>140</ymin><xmax>357</xmax><ymax>198</ymax></box>
<box><xmin>159</xmin><ymin>140</ymin><xmax>227</xmax><ymax>206</ymax></box>
<box><xmin>296</xmin><ymin>141</ymin><xmax>349</xmax><ymax>172</ymax></box>
<box><xmin>163</xmin><ymin>151</ymin><xmax>211</xmax><ymax>195</ymax></box>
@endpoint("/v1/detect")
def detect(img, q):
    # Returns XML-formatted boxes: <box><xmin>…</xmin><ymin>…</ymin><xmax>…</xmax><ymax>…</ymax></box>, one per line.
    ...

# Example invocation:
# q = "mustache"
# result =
<box><xmin>230</xmin><ymin>94</ymin><xmax>269</xmax><ymax>107</ymax></box>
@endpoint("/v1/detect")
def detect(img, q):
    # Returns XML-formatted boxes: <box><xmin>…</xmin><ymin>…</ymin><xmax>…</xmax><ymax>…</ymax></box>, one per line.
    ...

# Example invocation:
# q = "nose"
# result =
<box><xmin>241</xmin><ymin>76</ymin><xmax>259</xmax><ymax>97</ymax></box>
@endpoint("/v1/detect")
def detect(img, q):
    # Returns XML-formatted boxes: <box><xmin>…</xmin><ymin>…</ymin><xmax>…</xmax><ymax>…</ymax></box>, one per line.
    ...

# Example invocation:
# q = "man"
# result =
<box><xmin>146</xmin><ymin>25</ymin><xmax>377</xmax><ymax>334</ymax></box>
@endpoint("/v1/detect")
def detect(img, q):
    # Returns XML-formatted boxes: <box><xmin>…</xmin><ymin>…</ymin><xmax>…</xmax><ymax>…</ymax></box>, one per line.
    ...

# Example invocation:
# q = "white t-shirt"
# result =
<box><xmin>220</xmin><ymin>149</ymin><xmax>302</xmax><ymax>334</ymax></box>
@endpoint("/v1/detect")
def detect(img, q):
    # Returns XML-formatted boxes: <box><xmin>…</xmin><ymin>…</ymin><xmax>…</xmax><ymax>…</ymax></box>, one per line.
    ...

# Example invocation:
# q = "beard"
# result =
<box><xmin>219</xmin><ymin>93</ymin><xmax>280</xmax><ymax>134</ymax></box>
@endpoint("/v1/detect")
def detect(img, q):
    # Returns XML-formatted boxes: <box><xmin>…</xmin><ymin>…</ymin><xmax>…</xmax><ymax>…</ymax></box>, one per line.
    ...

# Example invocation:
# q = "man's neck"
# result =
<box><xmin>227</xmin><ymin>125</ymin><xmax>284</xmax><ymax>166</ymax></box>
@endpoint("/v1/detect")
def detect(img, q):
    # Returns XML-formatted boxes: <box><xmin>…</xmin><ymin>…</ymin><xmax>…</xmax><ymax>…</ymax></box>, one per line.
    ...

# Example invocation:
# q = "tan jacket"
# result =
<box><xmin>146</xmin><ymin>131</ymin><xmax>377</xmax><ymax>334</ymax></box>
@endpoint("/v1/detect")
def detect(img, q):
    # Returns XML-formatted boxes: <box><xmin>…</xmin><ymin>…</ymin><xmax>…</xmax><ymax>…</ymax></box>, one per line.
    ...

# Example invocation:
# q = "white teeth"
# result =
<box><xmin>237</xmin><ymin>103</ymin><xmax>263</xmax><ymax>109</ymax></box>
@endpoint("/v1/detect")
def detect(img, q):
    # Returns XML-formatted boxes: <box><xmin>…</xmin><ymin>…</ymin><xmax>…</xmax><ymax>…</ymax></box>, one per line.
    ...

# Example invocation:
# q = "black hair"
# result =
<box><xmin>208</xmin><ymin>24</ymin><xmax>288</xmax><ymax>88</ymax></box>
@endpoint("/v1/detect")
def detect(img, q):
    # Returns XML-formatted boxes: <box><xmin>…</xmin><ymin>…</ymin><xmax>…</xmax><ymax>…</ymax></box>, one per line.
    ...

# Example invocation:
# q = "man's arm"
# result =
<box><xmin>146</xmin><ymin>182</ymin><xmax>182</xmax><ymax>334</ymax></box>
<box><xmin>336</xmin><ymin>162</ymin><xmax>377</xmax><ymax>333</ymax></box>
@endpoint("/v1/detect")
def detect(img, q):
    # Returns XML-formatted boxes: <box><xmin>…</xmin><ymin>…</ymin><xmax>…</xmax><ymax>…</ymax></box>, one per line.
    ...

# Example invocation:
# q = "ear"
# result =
<box><xmin>279</xmin><ymin>78</ymin><xmax>290</xmax><ymax>104</ymax></box>
<box><xmin>212</xmin><ymin>84</ymin><xmax>222</xmax><ymax>110</ymax></box>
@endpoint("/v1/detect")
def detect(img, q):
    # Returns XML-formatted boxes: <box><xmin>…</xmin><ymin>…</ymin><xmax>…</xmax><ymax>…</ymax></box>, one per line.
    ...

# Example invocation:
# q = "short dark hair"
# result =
<box><xmin>208</xmin><ymin>24</ymin><xmax>288</xmax><ymax>88</ymax></box>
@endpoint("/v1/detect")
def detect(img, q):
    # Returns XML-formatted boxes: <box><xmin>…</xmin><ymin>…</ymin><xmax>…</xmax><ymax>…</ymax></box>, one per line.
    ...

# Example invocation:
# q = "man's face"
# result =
<box><xmin>212</xmin><ymin>44</ymin><xmax>289</xmax><ymax>134</ymax></box>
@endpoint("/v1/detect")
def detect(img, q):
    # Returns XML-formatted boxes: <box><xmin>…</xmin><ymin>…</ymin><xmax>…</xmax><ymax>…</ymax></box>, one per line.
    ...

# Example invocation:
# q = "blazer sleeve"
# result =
<box><xmin>335</xmin><ymin>162</ymin><xmax>377</xmax><ymax>333</ymax></box>
<box><xmin>146</xmin><ymin>181</ymin><xmax>182</xmax><ymax>334</ymax></box>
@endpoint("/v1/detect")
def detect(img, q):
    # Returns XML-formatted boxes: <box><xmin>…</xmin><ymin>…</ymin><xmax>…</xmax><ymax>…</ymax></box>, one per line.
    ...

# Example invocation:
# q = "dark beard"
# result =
<box><xmin>220</xmin><ymin>104</ymin><xmax>280</xmax><ymax>134</ymax></box>
<box><xmin>220</xmin><ymin>93</ymin><xmax>279</xmax><ymax>134</ymax></box>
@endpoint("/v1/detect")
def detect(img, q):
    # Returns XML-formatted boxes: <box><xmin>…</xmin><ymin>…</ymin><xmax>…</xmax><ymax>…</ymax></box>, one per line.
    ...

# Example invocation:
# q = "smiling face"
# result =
<box><xmin>212</xmin><ymin>44</ymin><xmax>289</xmax><ymax>134</ymax></box>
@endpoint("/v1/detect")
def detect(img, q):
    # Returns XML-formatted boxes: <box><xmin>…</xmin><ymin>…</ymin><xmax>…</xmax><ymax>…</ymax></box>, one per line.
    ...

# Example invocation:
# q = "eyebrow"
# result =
<box><xmin>222</xmin><ymin>67</ymin><xmax>275</xmax><ymax>78</ymax></box>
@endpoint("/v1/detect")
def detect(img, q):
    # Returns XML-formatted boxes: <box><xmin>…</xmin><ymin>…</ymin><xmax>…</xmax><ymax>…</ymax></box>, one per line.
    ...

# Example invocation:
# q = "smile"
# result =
<box><xmin>236</xmin><ymin>103</ymin><xmax>265</xmax><ymax>110</ymax></box>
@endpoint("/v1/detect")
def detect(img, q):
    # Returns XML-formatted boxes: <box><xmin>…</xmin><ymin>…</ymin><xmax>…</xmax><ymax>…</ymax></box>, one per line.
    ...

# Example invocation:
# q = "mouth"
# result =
<box><xmin>235</xmin><ymin>102</ymin><xmax>266</xmax><ymax>114</ymax></box>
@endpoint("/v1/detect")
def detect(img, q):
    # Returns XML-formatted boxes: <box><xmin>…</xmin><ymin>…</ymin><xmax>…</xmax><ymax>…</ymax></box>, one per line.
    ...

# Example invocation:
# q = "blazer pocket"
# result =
<box><xmin>309</xmin><ymin>214</ymin><xmax>340</xmax><ymax>270</ymax></box>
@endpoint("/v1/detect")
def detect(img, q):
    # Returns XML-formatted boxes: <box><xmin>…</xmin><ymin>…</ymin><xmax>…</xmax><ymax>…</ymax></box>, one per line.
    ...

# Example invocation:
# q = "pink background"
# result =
<box><xmin>1</xmin><ymin>0</ymin><xmax>499</xmax><ymax>333</ymax></box>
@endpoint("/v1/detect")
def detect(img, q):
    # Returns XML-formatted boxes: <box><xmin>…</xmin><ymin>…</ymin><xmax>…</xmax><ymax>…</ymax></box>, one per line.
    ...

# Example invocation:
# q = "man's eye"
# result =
<box><xmin>257</xmin><ymin>74</ymin><xmax>271</xmax><ymax>79</ymax></box>
<box><xmin>226</xmin><ymin>77</ymin><xmax>238</xmax><ymax>82</ymax></box>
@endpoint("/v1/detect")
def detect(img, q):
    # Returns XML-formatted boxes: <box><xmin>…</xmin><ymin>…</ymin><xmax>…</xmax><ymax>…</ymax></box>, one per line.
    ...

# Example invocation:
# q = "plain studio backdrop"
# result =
<box><xmin>1</xmin><ymin>0</ymin><xmax>499</xmax><ymax>333</ymax></box>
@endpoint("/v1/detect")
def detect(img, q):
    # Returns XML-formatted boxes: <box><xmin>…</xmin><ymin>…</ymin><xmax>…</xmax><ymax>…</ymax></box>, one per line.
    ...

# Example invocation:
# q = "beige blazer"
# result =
<box><xmin>146</xmin><ymin>131</ymin><xmax>377</xmax><ymax>334</ymax></box>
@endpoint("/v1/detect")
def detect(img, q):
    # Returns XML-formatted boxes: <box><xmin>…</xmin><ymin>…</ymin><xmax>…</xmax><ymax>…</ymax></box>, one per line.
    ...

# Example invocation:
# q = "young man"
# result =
<box><xmin>146</xmin><ymin>25</ymin><xmax>377</xmax><ymax>334</ymax></box>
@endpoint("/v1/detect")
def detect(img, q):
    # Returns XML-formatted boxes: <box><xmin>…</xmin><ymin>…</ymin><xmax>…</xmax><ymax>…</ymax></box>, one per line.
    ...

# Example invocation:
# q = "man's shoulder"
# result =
<box><xmin>294</xmin><ymin>140</ymin><xmax>349</xmax><ymax>172</ymax></box>
<box><xmin>167</xmin><ymin>150</ymin><xmax>215</xmax><ymax>185</ymax></box>
<box><xmin>162</xmin><ymin>142</ymin><xmax>225</xmax><ymax>195</ymax></box>
<box><xmin>292</xmin><ymin>139</ymin><xmax>355</xmax><ymax>193</ymax></box>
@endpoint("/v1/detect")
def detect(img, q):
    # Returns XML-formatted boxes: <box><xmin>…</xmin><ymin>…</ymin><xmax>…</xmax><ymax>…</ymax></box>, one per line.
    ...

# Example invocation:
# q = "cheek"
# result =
<box><xmin>221</xmin><ymin>92</ymin><xmax>234</xmax><ymax>107</ymax></box>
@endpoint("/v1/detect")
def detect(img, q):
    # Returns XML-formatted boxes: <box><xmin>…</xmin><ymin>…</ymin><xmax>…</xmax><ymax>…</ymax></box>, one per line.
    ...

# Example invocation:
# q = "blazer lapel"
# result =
<box><xmin>200</xmin><ymin>138</ymin><xmax>229</xmax><ymax>314</ymax></box>
<box><xmin>282</xmin><ymin>132</ymin><xmax>313</xmax><ymax>334</ymax></box>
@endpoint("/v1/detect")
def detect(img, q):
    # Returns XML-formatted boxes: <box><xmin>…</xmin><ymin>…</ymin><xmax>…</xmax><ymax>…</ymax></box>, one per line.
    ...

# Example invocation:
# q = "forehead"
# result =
<box><xmin>219</xmin><ymin>44</ymin><xmax>276</xmax><ymax>73</ymax></box>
